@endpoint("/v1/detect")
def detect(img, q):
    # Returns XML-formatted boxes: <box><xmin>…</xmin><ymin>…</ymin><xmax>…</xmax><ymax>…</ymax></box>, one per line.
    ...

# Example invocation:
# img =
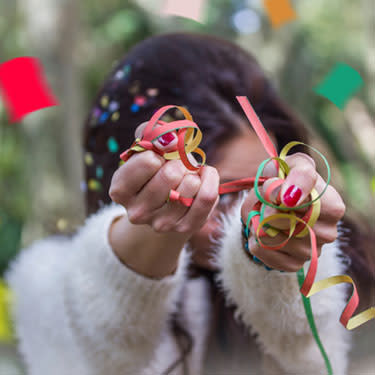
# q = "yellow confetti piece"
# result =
<box><xmin>0</xmin><ymin>280</ymin><xmax>13</xmax><ymax>341</ymax></box>
<box><xmin>88</xmin><ymin>179</ymin><xmax>102</xmax><ymax>192</ymax></box>
<box><xmin>101</xmin><ymin>95</ymin><xmax>109</xmax><ymax>108</ymax></box>
<box><xmin>119</xmin><ymin>160</ymin><xmax>125</xmax><ymax>167</ymax></box>
<box><xmin>111</xmin><ymin>111</ymin><xmax>120</xmax><ymax>122</ymax></box>
<box><xmin>56</xmin><ymin>218</ymin><xmax>68</xmax><ymax>231</ymax></box>
<box><xmin>85</xmin><ymin>152</ymin><xmax>93</xmax><ymax>166</ymax></box>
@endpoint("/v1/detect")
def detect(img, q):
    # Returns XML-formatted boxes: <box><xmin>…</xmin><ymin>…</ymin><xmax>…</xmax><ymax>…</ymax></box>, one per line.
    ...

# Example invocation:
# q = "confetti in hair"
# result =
<box><xmin>100</xmin><ymin>95</ymin><xmax>109</xmax><ymax>108</ymax></box>
<box><xmin>85</xmin><ymin>152</ymin><xmax>93</xmax><ymax>166</ymax></box>
<box><xmin>111</xmin><ymin>112</ymin><xmax>120</xmax><ymax>122</ymax></box>
<box><xmin>96</xmin><ymin>166</ymin><xmax>104</xmax><ymax>179</ymax></box>
<box><xmin>88</xmin><ymin>179</ymin><xmax>102</xmax><ymax>192</ymax></box>
<box><xmin>107</xmin><ymin>137</ymin><xmax>119</xmax><ymax>153</ymax></box>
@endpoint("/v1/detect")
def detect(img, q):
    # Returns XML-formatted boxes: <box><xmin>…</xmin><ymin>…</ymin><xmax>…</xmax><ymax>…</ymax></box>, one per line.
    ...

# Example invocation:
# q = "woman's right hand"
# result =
<box><xmin>109</xmin><ymin>122</ymin><xmax>220</xmax><ymax>238</ymax></box>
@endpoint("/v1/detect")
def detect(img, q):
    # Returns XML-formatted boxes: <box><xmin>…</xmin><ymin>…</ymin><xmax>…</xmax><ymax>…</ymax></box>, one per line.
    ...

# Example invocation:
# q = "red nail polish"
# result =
<box><xmin>158</xmin><ymin>133</ymin><xmax>174</xmax><ymax>146</ymax></box>
<box><xmin>283</xmin><ymin>185</ymin><xmax>302</xmax><ymax>207</ymax></box>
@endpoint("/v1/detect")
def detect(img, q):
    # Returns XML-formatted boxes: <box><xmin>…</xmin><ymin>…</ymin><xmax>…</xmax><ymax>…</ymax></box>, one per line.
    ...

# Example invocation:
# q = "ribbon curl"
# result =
<box><xmin>120</xmin><ymin>97</ymin><xmax>375</xmax><ymax>374</ymax></box>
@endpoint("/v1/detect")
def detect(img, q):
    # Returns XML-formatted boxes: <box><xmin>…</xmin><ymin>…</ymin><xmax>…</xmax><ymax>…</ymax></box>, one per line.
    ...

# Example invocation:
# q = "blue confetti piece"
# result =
<box><xmin>131</xmin><ymin>103</ymin><xmax>140</xmax><ymax>113</ymax></box>
<box><xmin>99</xmin><ymin>112</ymin><xmax>110</xmax><ymax>123</ymax></box>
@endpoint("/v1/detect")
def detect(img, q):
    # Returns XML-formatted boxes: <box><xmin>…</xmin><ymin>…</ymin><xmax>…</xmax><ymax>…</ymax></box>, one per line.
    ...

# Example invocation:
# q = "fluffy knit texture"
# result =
<box><xmin>5</xmin><ymin>199</ymin><xmax>351</xmax><ymax>375</ymax></box>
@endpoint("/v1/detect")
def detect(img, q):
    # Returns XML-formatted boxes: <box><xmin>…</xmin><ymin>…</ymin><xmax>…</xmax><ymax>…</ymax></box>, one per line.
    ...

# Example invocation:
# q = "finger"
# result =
<box><xmin>261</xmin><ymin>177</ymin><xmax>282</xmax><ymax>204</ymax></box>
<box><xmin>151</xmin><ymin>173</ymin><xmax>201</xmax><ymax>232</ymax></box>
<box><xmin>240</xmin><ymin>188</ymin><xmax>258</xmax><ymax>224</ymax></box>
<box><xmin>281</xmin><ymin>153</ymin><xmax>318</xmax><ymax>208</ymax></box>
<box><xmin>134</xmin><ymin>159</ymin><xmax>189</xmax><ymax>212</ymax></box>
<box><xmin>176</xmin><ymin>165</ymin><xmax>219</xmax><ymax>233</ymax></box>
<box><xmin>248</xmin><ymin>236</ymin><xmax>306</xmax><ymax>272</ymax></box>
<box><xmin>135</xmin><ymin>121</ymin><xmax>179</xmax><ymax>153</ymax></box>
<box><xmin>310</xmin><ymin>174</ymin><xmax>346</xmax><ymax>223</ymax></box>
<box><xmin>262</xmin><ymin>159</ymin><xmax>278</xmax><ymax>177</ymax></box>
<box><xmin>109</xmin><ymin>150</ymin><xmax>165</xmax><ymax>204</ymax></box>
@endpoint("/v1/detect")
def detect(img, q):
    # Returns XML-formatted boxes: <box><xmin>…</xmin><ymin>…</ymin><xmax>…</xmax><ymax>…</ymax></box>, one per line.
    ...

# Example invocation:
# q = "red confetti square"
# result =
<box><xmin>0</xmin><ymin>57</ymin><xmax>58</xmax><ymax>123</ymax></box>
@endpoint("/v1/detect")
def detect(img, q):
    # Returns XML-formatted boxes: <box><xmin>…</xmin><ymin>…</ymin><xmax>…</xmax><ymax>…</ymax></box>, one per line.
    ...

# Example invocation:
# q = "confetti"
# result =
<box><xmin>131</xmin><ymin>104</ymin><xmax>140</xmax><ymax>113</ymax></box>
<box><xmin>263</xmin><ymin>0</ymin><xmax>297</xmax><ymax>28</ymax></box>
<box><xmin>123</xmin><ymin>64</ymin><xmax>131</xmax><ymax>76</ymax></box>
<box><xmin>134</xmin><ymin>95</ymin><xmax>147</xmax><ymax>106</ymax></box>
<box><xmin>147</xmin><ymin>88</ymin><xmax>159</xmax><ymax>97</ymax></box>
<box><xmin>56</xmin><ymin>218</ymin><xmax>68</xmax><ymax>231</ymax></box>
<box><xmin>0</xmin><ymin>57</ymin><xmax>58</xmax><ymax>123</ymax></box>
<box><xmin>96</xmin><ymin>166</ymin><xmax>104</xmax><ymax>179</ymax></box>
<box><xmin>109</xmin><ymin>101</ymin><xmax>119</xmax><ymax>112</ymax></box>
<box><xmin>111</xmin><ymin>112</ymin><xmax>120</xmax><ymax>122</ymax></box>
<box><xmin>162</xmin><ymin>0</ymin><xmax>206</xmax><ymax>22</ymax></box>
<box><xmin>88</xmin><ymin>179</ymin><xmax>102</xmax><ymax>192</ymax></box>
<box><xmin>119</xmin><ymin>160</ymin><xmax>125</xmax><ymax>167</ymax></box>
<box><xmin>99</xmin><ymin>112</ymin><xmax>110</xmax><ymax>124</ymax></box>
<box><xmin>80</xmin><ymin>180</ymin><xmax>88</xmax><ymax>192</ymax></box>
<box><xmin>371</xmin><ymin>176</ymin><xmax>375</xmax><ymax>195</ymax></box>
<box><xmin>100</xmin><ymin>95</ymin><xmax>109</xmax><ymax>108</ymax></box>
<box><xmin>84</xmin><ymin>152</ymin><xmax>93</xmax><ymax>166</ymax></box>
<box><xmin>129</xmin><ymin>80</ymin><xmax>141</xmax><ymax>95</ymax></box>
<box><xmin>314</xmin><ymin>63</ymin><xmax>364</xmax><ymax>109</ymax></box>
<box><xmin>107</xmin><ymin>137</ymin><xmax>119</xmax><ymax>153</ymax></box>
<box><xmin>114</xmin><ymin>70</ymin><xmax>125</xmax><ymax>80</ymax></box>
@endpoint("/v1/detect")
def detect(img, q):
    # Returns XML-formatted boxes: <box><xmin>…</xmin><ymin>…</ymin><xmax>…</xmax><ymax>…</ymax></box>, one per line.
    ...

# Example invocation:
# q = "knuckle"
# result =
<box><xmin>294</xmin><ymin>152</ymin><xmax>316</xmax><ymax>169</ymax></box>
<box><xmin>184</xmin><ymin>174</ymin><xmax>201</xmax><ymax>192</ymax></box>
<box><xmin>152</xmin><ymin>220</ymin><xmax>169</xmax><ymax>233</ymax></box>
<box><xmin>320</xmin><ymin>227</ymin><xmax>338</xmax><ymax>244</ymax></box>
<box><xmin>175</xmin><ymin>223</ymin><xmax>192</xmax><ymax>234</ymax></box>
<box><xmin>144</xmin><ymin>151</ymin><xmax>164</xmax><ymax>172</ymax></box>
<box><xmin>333</xmin><ymin>200</ymin><xmax>346</xmax><ymax>220</ymax></box>
<box><xmin>198</xmin><ymin>190</ymin><xmax>218</xmax><ymax>208</ymax></box>
<box><xmin>159</xmin><ymin>162</ymin><xmax>183</xmax><ymax>187</ymax></box>
<box><xmin>127</xmin><ymin>207</ymin><xmax>146</xmax><ymax>225</ymax></box>
<box><xmin>109</xmin><ymin>185</ymin><xmax>125</xmax><ymax>204</ymax></box>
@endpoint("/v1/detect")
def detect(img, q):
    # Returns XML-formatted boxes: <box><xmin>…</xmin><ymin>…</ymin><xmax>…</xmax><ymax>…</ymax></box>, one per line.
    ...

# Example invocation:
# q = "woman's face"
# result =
<box><xmin>188</xmin><ymin>128</ymin><xmax>276</xmax><ymax>271</ymax></box>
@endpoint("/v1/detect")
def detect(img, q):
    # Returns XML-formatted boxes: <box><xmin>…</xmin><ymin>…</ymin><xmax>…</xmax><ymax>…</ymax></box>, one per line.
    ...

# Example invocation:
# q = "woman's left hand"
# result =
<box><xmin>240</xmin><ymin>152</ymin><xmax>346</xmax><ymax>272</ymax></box>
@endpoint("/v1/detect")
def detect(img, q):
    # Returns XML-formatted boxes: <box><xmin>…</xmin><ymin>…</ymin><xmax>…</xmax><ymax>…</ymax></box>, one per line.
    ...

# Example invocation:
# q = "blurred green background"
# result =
<box><xmin>0</xmin><ymin>0</ymin><xmax>374</xmax><ymax>373</ymax></box>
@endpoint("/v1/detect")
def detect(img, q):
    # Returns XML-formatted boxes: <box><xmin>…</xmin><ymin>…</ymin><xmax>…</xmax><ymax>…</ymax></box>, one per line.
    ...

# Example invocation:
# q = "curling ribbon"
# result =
<box><xmin>120</xmin><ymin>98</ymin><xmax>375</xmax><ymax>374</ymax></box>
<box><xmin>120</xmin><ymin>105</ymin><xmax>206</xmax><ymax>171</ymax></box>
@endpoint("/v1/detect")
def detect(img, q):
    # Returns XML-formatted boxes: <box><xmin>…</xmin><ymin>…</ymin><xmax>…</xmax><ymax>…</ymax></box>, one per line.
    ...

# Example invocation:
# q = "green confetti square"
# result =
<box><xmin>314</xmin><ymin>63</ymin><xmax>363</xmax><ymax>109</ymax></box>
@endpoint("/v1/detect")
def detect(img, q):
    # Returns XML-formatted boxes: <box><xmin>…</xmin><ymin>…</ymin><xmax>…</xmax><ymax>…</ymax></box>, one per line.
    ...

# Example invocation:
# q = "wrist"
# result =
<box><xmin>109</xmin><ymin>214</ymin><xmax>188</xmax><ymax>279</ymax></box>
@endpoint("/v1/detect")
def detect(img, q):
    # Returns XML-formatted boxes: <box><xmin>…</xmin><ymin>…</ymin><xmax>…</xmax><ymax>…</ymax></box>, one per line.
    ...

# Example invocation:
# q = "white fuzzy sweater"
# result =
<box><xmin>5</xmin><ymin>196</ymin><xmax>351</xmax><ymax>375</ymax></box>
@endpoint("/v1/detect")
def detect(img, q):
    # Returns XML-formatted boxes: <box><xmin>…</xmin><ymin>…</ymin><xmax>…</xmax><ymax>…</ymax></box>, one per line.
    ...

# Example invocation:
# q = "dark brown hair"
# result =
<box><xmin>82</xmin><ymin>33</ymin><xmax>374</xmax><ymax>373</ymax></box>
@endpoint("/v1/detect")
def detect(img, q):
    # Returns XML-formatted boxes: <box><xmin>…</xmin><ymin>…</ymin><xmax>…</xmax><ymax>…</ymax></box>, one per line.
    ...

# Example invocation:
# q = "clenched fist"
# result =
<box><xmin>241</xmin><ymin>152</ymin><xmax>346</xmax><ymax>272</ymax></box>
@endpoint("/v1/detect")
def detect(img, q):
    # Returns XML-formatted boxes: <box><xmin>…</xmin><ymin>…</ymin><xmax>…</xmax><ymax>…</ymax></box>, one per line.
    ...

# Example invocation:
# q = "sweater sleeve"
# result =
<box><xmin>212</xmin><ymin>193</ymin><xmax>352</xmax><ymax>375</ymax></box>
<box><xmin>5</xmin><ymin>203</ymin><xmax>190</xmax><ymax>375</ymax></box>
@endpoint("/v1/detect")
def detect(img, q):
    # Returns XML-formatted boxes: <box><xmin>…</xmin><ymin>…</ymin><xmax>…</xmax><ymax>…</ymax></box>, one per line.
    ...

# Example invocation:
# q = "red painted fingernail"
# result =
<box><xmin>283</xmin><ymin>185</ymin><xmax>302</xmax><ymax>207</ymax></box>
<box><xmin>158</xmin><ymin>133</ymin><xmax>175</xmax><ymax>146</ymax></box>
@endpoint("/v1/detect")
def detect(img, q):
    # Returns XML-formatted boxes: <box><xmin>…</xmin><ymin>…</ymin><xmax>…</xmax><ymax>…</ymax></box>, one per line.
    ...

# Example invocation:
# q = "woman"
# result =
<box><xmin>6</xmin><ymin>33</ymin><xmax>373</xmax><ymax>375</ymax></box>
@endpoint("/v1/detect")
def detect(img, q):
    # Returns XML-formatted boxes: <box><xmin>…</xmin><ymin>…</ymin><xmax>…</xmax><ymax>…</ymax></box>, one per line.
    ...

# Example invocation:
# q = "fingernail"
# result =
<box><xmin>158</xmin><ymin>133</ymin><xmax>175</xmax><ymax>146</ymax></box>
<box><xmin>283</xmin><ymin>185</ymin><xmax>302</xmax><ymax>207</ymax></box>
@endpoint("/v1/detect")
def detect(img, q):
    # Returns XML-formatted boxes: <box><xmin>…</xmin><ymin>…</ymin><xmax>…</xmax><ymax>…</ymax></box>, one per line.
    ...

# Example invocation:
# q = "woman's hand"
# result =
<box><xmin>240</xmin><ymin>152</ymin><xmax>346</xmax><ymax>272</ymax></box>
<box><xmin>110</xmin><ymin>122</ymin><xmax>220</xmax><ymax>238</ymax></box>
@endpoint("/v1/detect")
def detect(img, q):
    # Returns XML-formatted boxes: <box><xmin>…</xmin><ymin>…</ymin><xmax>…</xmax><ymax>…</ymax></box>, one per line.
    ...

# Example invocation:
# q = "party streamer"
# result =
<box><xmin>120</xmin><ymin>98</ymin><xmax>375</xmax><ymax>374</ymax></box>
